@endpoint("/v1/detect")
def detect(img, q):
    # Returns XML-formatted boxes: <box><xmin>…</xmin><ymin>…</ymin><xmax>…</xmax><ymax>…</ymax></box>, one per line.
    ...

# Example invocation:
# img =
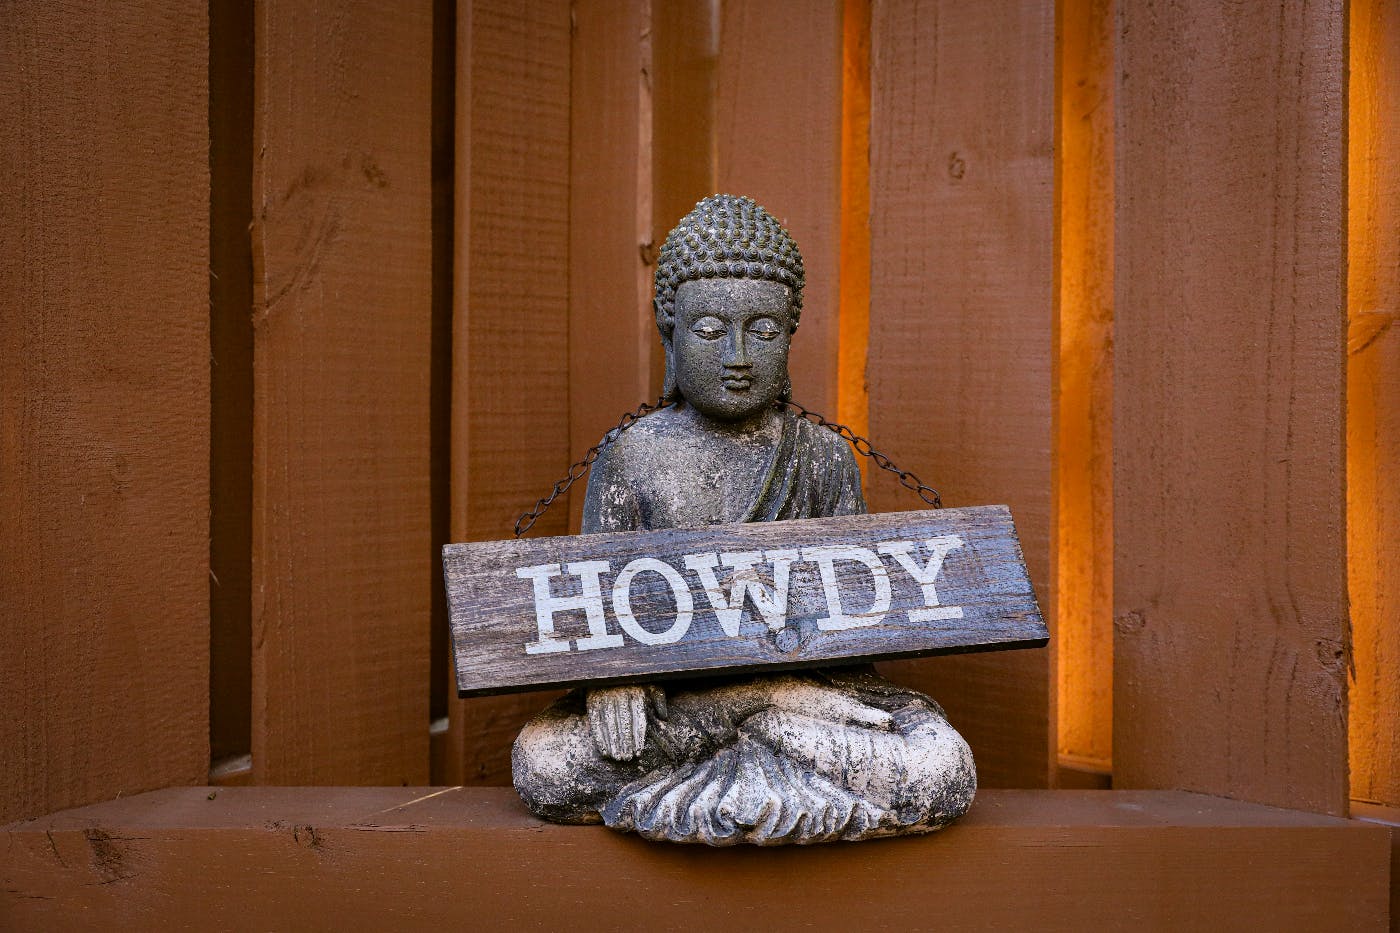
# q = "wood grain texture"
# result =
<box><xmin>716</xmin><ymin>0</ymin><xmax>844</xmax><ymax>418</ymax></box>
<box><xmin>568</xmin><ymin>0</ymin><xmax>655</xmax><ymax>533</ymax></box>
<box><xmin>1114</xmin><ymin>0</ymin><xmax>1348</xmax><ymax>815</ymax></box>
<box><xmin>1348</xmin><ymin>0</ymin><xmax>1400</xmax><ymax>810</ymax></box>
<box><xmin>446</xmin><ymin>507</ymin><xmax>1047</xmax><ymax>695</ymax></box>
<box><xmin>1</xmin><ymin>788</ymin><xmax>1390</xmax><ymax>931</ymax></box>
<box><xmin>1055</xmin><ymin>0</ymin><xmax>1114</xmax><ymax>772</ymax></box>
<box><xmin>251</xmin><ymin>0</ymin><xmax>433</xmax><ymax>784</ymax></box>
<box><xmin>444</xmin><ymin>0</ymin><xmax>572</xmax><ymax>784</ymax></box>
<box><xmin>838</xmin><ymin>0</ymin><xmax>873</xmax><ymax>449</ymax></box>
<box><xmin>868</xmin><ymin>0</ymin><xmax>1055</xmax><ymax>788</ymax></box>
<box><xmin>0</xmin><ymin>2</ymin><xmax>210</xmax><ymax>824</ymax></box>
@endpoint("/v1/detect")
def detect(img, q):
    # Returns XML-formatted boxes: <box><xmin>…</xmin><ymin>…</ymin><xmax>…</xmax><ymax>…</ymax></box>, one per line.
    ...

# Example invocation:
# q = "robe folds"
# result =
<box><xmin>580</xmin><ymin>404</ymin><xmax>866</xmax><ymax>533</ymax></box>
<box><xmin>511</xmin><ymin>405</ymin><xmax>976</xmax><ymax>845</ymax></box>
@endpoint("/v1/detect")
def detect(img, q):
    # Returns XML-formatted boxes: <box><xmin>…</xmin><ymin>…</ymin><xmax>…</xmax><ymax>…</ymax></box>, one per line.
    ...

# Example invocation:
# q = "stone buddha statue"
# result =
<box><xmin>512</xmin><ymin>194</ymin><xmax>975</xmax><ymax>845</ymax></box>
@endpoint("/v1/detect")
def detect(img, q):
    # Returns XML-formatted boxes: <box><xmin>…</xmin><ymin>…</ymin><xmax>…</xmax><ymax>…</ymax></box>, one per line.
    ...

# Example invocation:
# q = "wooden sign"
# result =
<box><xmin>444</xmin><ymin>506</ymin><xmax>1046</xmax><ymax>697</ymax></box>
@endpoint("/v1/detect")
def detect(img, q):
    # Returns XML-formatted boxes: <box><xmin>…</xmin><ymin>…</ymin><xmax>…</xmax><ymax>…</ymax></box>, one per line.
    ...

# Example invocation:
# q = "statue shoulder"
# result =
<box><xmin>582</xmin><ymin>411</ymin><xmax>676</xmax><ymax>534</ymax></box>
<box><xmin>784</xmin><ymin>408</ymin><xmax>867</xmax><ymax>515</ymax></box>
<box><xmin>593</xmin><ymin>406</ymin><xmax>682</xmax><ymax>477</ymax></box>
<box><xmin>786</xmin><ymin>408</ymin><xmax>859</xmax><ymax>466</ymax></box>
<box><xmin>610</xmin><ymin>405</ymin><xmax>675</xmax><ymax>447</ymax></box>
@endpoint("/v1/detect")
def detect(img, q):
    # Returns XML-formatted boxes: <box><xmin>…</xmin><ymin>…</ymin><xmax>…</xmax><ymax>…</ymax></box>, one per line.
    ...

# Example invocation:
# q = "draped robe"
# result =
<box><xmin>511</xmin><ymin>405</ymin><xmax>976</xmax><ymax>844</ymax></box>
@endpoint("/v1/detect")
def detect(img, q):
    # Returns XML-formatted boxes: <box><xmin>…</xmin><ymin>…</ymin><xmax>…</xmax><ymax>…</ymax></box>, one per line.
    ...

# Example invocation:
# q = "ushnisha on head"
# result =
<box><xmin>654</xmin><ymin>194</ymin><xmax>805</xmax><ymax>423</ymax></box>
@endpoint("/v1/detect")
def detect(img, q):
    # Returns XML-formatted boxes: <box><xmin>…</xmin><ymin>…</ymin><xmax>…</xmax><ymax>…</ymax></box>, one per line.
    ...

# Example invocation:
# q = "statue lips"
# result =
<box><xmin>721</xmin><ymin>375</ymin><xmax>753</xmax><ymax>391</ymax></box>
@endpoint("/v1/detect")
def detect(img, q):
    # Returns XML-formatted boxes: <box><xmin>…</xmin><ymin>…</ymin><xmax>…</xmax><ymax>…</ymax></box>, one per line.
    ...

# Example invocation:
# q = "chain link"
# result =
<box><xmin>513</xmin><ymin>398</ymin><xmax>671</xmax><ymax>538</ymax></box>
<box><xmin>782</xmin><ymin>400</ymin><xmax>943</xmax><ymax>509</ymax></box>
<box><xmin>513</xmin><ymin>398</ymin><xmax>941</xmax><ymax>537</ymax></box>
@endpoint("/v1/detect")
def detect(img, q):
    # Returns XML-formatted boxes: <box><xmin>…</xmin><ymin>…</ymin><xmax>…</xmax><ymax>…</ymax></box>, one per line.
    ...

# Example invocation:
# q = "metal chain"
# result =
<box><xmin>513</xmin><ymin>398</ymin><xmax>671</xmax><ymax>538</ymax></box>
<box><xmin>782</xmin><ymin>400</ymin><xmax>942</xmax><ymax>509</ymax></box>
<box><xmin>513</xmin><ymin>397</ymin><xmax>941</xmax><ymax>538</ymax></box>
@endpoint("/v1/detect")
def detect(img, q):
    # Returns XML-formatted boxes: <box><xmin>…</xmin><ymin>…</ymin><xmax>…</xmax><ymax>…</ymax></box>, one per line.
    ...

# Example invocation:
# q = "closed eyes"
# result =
<box><xmin>688</xmin><ymin>316</ymin><xmax>784</xmax><ymax>341</ymax></box>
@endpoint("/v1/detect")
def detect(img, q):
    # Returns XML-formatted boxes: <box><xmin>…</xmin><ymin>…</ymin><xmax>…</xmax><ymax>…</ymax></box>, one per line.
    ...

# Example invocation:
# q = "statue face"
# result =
<box><xmin>672</xmin><ymin>278</ymin><xmax>793</xmax><ymax>422</ymax></box>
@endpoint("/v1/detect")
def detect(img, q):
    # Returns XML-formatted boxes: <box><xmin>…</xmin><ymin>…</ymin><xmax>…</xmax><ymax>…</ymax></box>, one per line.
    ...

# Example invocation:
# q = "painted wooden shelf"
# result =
<box><xmin>1</xmin><ymin>788</ymin><xmax>1389</xmax><ymax>930</ymax></box>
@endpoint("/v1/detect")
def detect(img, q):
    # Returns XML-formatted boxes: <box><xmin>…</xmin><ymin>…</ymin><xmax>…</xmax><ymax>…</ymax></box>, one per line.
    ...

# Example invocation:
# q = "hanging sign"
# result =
<box><xmin>444</xmin><ymin>505</ymin><xmax>1047</xmax><ymax>697</ymax></box>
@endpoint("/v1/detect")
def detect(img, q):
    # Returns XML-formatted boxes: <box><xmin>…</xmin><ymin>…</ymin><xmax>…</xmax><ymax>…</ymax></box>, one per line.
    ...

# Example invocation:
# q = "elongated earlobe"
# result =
<box><xmin>661</xmin><ymin>343</ymin><xmax>679</xmax><ymax>403</ymax></box>
<box><xmin>653</xmin><ymin>298</ymin><xmax>671</xmax><ymax>340</ymax></box>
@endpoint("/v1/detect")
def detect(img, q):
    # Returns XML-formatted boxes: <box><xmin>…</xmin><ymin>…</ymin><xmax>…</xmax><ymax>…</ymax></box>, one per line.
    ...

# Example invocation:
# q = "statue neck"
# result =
<box><xmin>673</xmin><ymin>399</ymin><xmax>780</xmax><ymax>437</ymax></box>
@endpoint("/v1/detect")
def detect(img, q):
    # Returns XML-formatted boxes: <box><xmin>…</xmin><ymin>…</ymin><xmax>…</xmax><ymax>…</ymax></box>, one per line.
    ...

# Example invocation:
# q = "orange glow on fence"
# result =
<box><xmin>1054</xmin><ymin>0</ymin><xmax>1114</xmax><ymax>772</ymax></box>
<box><xmin>1347</xmin><ymin>0</ymin><xmax>1400</xmax><ymax>809</ymax></box>
<box><xmin>838</xmin><ymin>0</ymin><xmax>871</xmax><ymax>468</ymax></box>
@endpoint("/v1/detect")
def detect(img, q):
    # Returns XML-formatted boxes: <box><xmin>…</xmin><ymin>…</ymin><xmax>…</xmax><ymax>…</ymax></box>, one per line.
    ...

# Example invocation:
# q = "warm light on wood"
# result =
<box><xmin>1054</xmin><ymin>0</ymin><xmax>1114</xmax><ymax>773</ymax></box>
<box><xmin>1347</xmin><ymin>0</ymin><xmax>1400</xmax><ymax>810</ymax></box>
<box><xmin>839</xmin><ymin>0</ymin><xmax>872</xmax><ymax>468</ymax></box>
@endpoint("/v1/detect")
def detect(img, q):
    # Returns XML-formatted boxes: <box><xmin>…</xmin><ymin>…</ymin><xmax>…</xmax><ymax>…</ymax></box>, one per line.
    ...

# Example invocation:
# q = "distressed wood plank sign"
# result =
<box><xmin>445</xmin><ymin>505</ymin><xmax>1046</xmax><ymax>697</ymax></box>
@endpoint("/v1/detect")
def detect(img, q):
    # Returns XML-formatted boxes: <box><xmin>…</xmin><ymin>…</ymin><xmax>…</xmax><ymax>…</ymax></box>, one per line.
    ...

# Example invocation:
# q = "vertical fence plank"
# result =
<box><xmin>568</xmin><ymin>0</ymin><xmax>655</xmax><ymax>533</ymax></box>
<box><xmin>716</xmin><ymin>0</ymin><xmax>844</xmax><ymax>417</ymax></box>
<box><xmin>1348</xmin><ymin>0</ymin><xmax>1400</xmax><ymax>810</ymax></box>
<box><xmin>1114</xmin><ymin>0</ymin><xmax>1348</xmax><ymax>814</ymax></box>
<box><xmin>445</xmin><ymin>0</ymin><xmax>572</xmax><ymax>785</ymax></box>
<box><xmin>838</xmin><ymin>0</ymin><xmax>873</xmax><ymax>446</ymax></box>
<box><xmin>252</xmin><ymin>1</ymin><xmax>433</xmax><ymax>784</ymax></box>
<box><xmin>868</xmin><ymin>0</ymin><xmax>1056</xmax><ymax>788</ymax></box>
<box><xmin>1055</xmin><ymin>0</ymin><xmax>1114</xmax><ymax>775</ymax></box>
<box><xmin>0</xmin><ymin>3</ymin><xmax>209</xmax><ymax>821</ymax></box>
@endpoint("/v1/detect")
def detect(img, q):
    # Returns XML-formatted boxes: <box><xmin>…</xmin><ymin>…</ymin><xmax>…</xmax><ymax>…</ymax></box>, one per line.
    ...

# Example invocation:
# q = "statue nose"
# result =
<box><xmin>725</xmin><ymin>331</ymin><xmax>752</xmax><ymax>368</ymax></box>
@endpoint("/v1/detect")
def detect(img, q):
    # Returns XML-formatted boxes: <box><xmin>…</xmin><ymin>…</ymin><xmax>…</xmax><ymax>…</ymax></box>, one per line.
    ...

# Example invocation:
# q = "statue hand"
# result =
<box><xmin>586</xmin><ymin>685</ymin><xmax>663</xmax><ymax>761</ymax></box>
<box><xmin>762</xmin><ymin>679</ymin><xmax>894</xmax><ymax>730</ymax></box>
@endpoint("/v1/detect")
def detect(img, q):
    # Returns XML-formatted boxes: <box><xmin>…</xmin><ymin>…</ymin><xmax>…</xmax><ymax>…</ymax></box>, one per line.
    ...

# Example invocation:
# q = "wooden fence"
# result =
<box><xmin>2</xmin><ymin>0</ymin><xmax>1396</xmax><ymax>831</ymax></box>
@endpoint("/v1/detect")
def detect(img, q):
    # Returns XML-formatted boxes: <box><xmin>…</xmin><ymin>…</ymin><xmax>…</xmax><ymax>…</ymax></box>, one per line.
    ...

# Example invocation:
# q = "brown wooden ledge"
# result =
<box><xmin>1</xmin><ymin>788</ymin><xmax>1389</xmax><ymax>930</ymax></box>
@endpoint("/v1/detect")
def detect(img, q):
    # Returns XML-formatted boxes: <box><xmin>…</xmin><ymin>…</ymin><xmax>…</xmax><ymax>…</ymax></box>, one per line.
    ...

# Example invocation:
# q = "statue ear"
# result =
<box><xmin>661</xmin><ymin>342</ymin><xmax>679</xmax><ymax>403</ymax></box>
<box><xmin>655</xmin><ymin>297</ymin><xmax>681</xmax><ymax>402</ymax></box>
<box><xmin>653</xmin><ymin>297</ymin><xmax>671</xmax><ymax>339</ymax></box>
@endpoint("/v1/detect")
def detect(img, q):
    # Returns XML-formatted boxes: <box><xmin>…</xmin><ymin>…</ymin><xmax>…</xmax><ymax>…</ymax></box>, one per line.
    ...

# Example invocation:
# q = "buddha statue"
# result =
<box><xmin>512</xmin><ymin>194</ymin><xmax>975</xmax><ymax>845</ymax></box>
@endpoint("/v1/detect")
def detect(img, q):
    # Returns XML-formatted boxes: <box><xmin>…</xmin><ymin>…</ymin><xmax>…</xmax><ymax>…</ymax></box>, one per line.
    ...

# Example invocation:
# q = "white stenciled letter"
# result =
<box><xmin>683</xmin><ymin>549</ymin><xmax>798</xmax><ymax>635</ymax></box>
<box><xmin>801</xmin><ymin>545</ymin><xmax>892</xmax><ymax>631</ymax></box>
<box><xmin>515</xmin><ymin>560</ymin><xmax>619</xmax><ymax>654</ymax></box>
<box><xmin>612</xmin><ymin>557</ymin><xmax>695</xmax><ymax>646</ymax></box>
<box><xmin>878</xmin><ymin>536</ymin><xmax>966</xmax><ymax>623</ymax></box>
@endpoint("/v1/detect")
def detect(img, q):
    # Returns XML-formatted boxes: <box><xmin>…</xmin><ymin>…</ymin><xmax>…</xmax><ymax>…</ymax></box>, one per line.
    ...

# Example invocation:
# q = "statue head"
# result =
<box><xmin>654</xmin><ymin>194</ymin><xmax>805</xmax><ymax>422</ymax></box>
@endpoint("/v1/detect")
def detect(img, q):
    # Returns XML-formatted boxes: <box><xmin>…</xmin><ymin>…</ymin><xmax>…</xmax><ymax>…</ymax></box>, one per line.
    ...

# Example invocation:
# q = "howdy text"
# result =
<box><xmin>516</xmin><ymin>536</ymin><xmax>965</xmax><ymax>655</ymax></box>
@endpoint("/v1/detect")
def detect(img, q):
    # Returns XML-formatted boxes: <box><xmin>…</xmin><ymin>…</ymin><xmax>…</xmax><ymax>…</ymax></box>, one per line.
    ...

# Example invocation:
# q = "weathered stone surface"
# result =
<box><xmin>584</xmin><ymin>403</ymin><xmax>864</xmax><ymax>531</ymax></box>
<box><xmin>511</xmin><ymin>194</ymin><xmax>976</xmax><ymax>844</ymax></box>
<box><xmin>514</xmin><ymin>667</ymin><xmax>975</xmax><ymax>844</ymax></box>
